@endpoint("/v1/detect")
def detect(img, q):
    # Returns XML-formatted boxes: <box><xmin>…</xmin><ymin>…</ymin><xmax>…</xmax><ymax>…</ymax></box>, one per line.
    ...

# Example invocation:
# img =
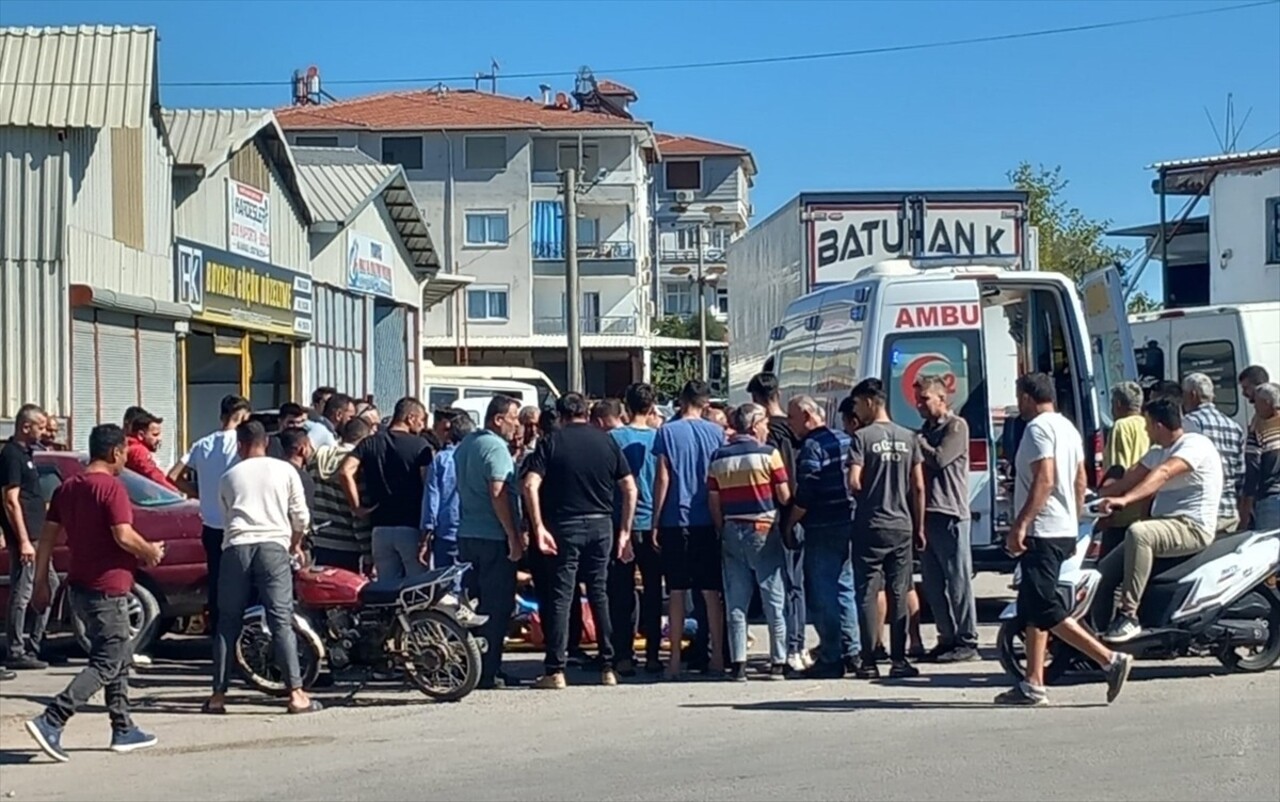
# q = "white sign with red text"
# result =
<box><xmin>227</xmin><ymin>179</ymin><xmax>271</xmax><ymax>263</ymax></box>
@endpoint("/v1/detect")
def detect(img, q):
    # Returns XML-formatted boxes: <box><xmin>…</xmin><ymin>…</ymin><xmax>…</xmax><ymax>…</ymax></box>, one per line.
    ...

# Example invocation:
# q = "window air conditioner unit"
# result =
<box><xmin>673</xmin><ymin>190</ymin><xmax>696</xmax><ymax>204</ymax></box>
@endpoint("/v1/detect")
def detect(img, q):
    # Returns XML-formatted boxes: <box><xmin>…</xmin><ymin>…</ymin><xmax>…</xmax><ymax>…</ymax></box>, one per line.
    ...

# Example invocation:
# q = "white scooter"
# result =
<box><xmin>998</xmin><ymin>500</ymin><xmax>1280</xmax><ymax>683</ymax></box>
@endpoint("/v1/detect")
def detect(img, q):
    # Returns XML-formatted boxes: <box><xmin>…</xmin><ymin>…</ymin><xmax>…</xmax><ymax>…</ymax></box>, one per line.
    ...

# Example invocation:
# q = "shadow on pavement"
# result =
<box><xmin>682</xmin><ymin>697</ymin><xmax>1108</xmax><ymax>713</ymax></box>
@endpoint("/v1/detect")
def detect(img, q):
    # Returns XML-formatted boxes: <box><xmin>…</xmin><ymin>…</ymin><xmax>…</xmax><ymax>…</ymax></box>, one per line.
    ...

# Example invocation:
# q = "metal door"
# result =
<box><xmin>373</xmin><ymin>302</ymin><xmax>408</xmax><ymax>409</ymax></box>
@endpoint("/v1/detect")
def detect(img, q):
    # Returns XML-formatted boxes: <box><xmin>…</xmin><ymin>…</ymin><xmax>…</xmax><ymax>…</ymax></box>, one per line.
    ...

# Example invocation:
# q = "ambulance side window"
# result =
<box><xmin>881</xmin><ymin>332</ymin><xmax>988</xmax><ymax>439</ymax></box>
<box><xmin>776</xmin><ymin>347</ymin><xmax>814</xmax><ymax>400</ymax></box>
<box><xmin>1177</xmin><ymin>340</ymin><xmax>1238</xmax><ymax>416</ymax></box>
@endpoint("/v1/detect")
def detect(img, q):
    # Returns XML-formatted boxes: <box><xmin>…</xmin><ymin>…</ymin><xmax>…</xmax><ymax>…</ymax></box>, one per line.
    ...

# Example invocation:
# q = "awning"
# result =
<box><xmin>69</xmin><ymin>284</ymin><xmax>191</xmax><ymax>321</ymax></box>
<box><xmin>422</xmin><ymin>273</ymin><xmax>474</xmax><ymax>310</ymax></box>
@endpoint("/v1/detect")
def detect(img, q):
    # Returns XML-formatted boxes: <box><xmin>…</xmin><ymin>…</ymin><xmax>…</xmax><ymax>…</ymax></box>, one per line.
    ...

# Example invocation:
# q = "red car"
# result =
<box><xmin>0</xmin><ymin>451</ymin><xmax>207</xmax><ymax>652</ymax></box>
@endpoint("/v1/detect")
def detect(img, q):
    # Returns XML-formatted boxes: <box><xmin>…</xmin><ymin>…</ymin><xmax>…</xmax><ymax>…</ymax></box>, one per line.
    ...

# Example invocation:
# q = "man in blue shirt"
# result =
<box><xmin>454</xmin><ymin>395</ymin><xmax>523</xmax><ymax>690</ymax></box>
<box><xmin>653</xmin><ymin>380</ymin><xmax>727</xmax><ymax>679</ymax></box>
<box><xmin>421</xmin><ymin>412</ymin><xmax>474</xmax><ymax>583</ymax></box>
<box><xmin>608</xmin><ymin>383</ymin><xmax>661</xmax><ymax>675</ymax></box>
<box><xmin>786</xmin><ymin>394</ymin><xmax>861</xmax><ymax>678</ymax></box>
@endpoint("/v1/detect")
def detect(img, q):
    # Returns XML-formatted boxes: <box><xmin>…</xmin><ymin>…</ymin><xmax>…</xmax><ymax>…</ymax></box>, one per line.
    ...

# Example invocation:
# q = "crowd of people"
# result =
<box><xmin>3</xmin><ymin>362</ymin><xmax>1279</xmax><ymax>760</ymax></box>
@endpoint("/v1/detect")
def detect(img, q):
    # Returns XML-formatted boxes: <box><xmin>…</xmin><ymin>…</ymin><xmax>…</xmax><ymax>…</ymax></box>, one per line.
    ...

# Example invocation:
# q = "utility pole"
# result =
<box><xmin>563</xmin><ymin>167</ymin><xmax>584</xmax><ymax>393</ymax></box>
<box><xmin>695</xmin><ymin>223</ymin><xmax>708</xmax><ymax>383</ymax></box>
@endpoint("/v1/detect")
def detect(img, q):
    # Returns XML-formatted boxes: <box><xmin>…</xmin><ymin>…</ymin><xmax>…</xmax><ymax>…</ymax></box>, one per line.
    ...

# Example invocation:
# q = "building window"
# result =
<box><xmin>665</xmin><ymin>161</ymin><xmax>701</xmax><ymax>191</ymax></box>
<box><xmin>558</xmin><ymin>142</ymin><xmax>600</xmax><ymax>177</ymax></box>
<box><xmin>663</xmin><ymin>282</ymin><xmax>695</xmax><ymax>316</ymax></box>
<box><xmin>381</xmin><ymin>136</ymin><xmax>424</xmax><ymax>170</ymax></box>
<box><xmin>465</xmin><ymin>136</ymin><xmax>507</xmax><ymax>170</ymax></box>
<box><xmin>295</xmin><ymin>135</ymin><xmax>339</xmax><ymax>148</ymax></box>
<box><xmin>578</xmin><ymin>217</ymin><xmax>599</xmax><ymax>247</ymax></box>
<box><xmin>716</xmin><ymin>286</ymin><xmax>729</xmax><ymax>316</ymax></box>
<box><xmin>466</xmin><ymin>286</ymin><xmax>509</xmax><ymax>322</ymax></box>
<box><xmin>1267</xmin><ymin>196</ymin><xmax>1280</xmax><ymax>264</ymax></box>
<box><xmin>464</xmin><ymin>212</ymin><xmax>509</xmax><ymax>247</ymax></box>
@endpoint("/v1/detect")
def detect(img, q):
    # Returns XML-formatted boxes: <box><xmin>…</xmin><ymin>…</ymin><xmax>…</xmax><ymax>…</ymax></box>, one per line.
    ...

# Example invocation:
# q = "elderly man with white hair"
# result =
<box><xmin>1242</xmin><ymin>382</ymin><xmax>1280</xmax><ymax>532</ymax></box>
<box><xmin>1181</xmin><ymin>372</ymin><xmax>1245</xmax><ymax>533</ymax></box>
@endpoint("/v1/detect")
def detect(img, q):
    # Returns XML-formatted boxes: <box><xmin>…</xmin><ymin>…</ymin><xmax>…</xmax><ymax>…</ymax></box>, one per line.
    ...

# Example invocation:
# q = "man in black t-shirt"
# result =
<box><xmin>2</xmin><ymin>404</ymin><xmax>59</xmax><ymax>670</ymax></box>
<box><xmin>338</xmin><ymin>397</ymin><xmax>433</xmax><ymax>582</ymax></box>
<box><xmin>522</xmin><ymin>393</ymin><xmax>636</xmax><ymax>689</ymax></box>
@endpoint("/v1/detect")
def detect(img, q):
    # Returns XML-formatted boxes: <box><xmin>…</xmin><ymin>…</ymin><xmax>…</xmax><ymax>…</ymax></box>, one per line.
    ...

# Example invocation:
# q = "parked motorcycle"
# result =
<box><xmin>234</xmin><ymin>561</ymin><xmax>485</xmax><ymax>702</ymax></box>
<box><xmin>998</xmin><ymin>500</ymin><xmax>1280</xmax><ymax>683</ymax></box>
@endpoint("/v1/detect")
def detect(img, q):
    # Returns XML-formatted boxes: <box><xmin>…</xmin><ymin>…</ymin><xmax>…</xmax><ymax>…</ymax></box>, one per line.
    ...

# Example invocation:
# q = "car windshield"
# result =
<box><xmin>119</xmin><ymin>468</ymin><xmax>187</xmax><ymax>507</ymax></box>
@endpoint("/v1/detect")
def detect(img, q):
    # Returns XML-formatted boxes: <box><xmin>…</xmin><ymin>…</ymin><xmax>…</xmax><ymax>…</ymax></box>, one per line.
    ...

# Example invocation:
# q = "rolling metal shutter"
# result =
<box><xmin>138</xmin><ymin>321</ymin><xmax>178</xmax><ymax>468</ymax></box>
<box><xmin>94</xmin><ymin>310</ymin><xmax>140</xmax><ymax>434</ymax></box>
<box><xmin>373</xmin><ymin>302</ymin><xmax>408</xmax><ymax>410</ymax></box>
<box><xmin>70</xmin><ymin>311</ymin><xmax>100</xmax><ymax>452</ymax></box>
<box><xmin>310</xmin><ymin>286</ymin><xmax>368</xmax><ymax>399</ymax></box>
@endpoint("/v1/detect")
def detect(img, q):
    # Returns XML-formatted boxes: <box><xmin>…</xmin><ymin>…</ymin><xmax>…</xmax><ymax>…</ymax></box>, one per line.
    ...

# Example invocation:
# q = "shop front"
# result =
<box><xmin>175</xmin><ymin>238</ymin><xmax>313</xmax><ymax>442</ymax></box>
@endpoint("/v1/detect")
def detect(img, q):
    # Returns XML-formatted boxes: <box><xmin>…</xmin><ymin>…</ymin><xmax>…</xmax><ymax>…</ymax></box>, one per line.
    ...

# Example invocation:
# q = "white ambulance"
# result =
<box><xmin>764</xmin><ymin>257</ymin><xmax>1135</xmax><ymax>571</ymax></box>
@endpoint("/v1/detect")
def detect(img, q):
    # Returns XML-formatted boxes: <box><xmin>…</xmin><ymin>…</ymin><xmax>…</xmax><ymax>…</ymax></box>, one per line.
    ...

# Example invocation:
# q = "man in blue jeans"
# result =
<box><xmin>786</xmin><ymin>395</ymin><xmax>860</xmax><ymax>678</ymax></box>
<box><xmin>421</xmin><ymin>412</ymin><xmax>473</xmax><ymax>582</ymax></box>
<box><xmin>709</xmin><ymin>403</ymin><xmax>792</xmax><ymax>681</ymax></box>
<box><xmin>454</xmin><ymin>395</ymin><xmax>525</xmax><ymax>689</ymax></box>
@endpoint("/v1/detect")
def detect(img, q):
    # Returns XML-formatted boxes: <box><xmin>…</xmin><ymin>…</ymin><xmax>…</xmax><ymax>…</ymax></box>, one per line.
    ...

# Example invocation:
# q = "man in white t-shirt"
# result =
<box><xmin>1097</xmin><ymin>398</ymin><xmax>1223</xmax><ymax>642</ymax></box>
<box><xmin>203</xmin><ymin>421</ymin><xmax>319</xmax><ymax>716</ymax></box>
<box><xmin>167</xmin><ymin>394</ymin><xmax>250</xmax><ymax>636</ymax></box>
<box><xmin>997</xmin><ymin>373</ymin><xmax>1132</xmax><ymax>707</ymax></box>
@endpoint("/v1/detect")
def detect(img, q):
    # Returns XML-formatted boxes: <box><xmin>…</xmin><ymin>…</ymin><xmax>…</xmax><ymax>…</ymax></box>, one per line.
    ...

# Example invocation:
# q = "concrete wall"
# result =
<box><xmin>1209</xmin><ymin>165</ymin><xmax>1280</xmax><ymax>305</ymax></box>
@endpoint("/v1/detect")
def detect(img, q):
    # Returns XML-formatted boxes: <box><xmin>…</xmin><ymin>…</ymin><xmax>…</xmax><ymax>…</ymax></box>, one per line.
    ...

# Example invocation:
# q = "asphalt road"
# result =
<box><xmin>0</xmin><ymin>589</ymin><xmax>1277</xmax><ymax>802</ymax></box>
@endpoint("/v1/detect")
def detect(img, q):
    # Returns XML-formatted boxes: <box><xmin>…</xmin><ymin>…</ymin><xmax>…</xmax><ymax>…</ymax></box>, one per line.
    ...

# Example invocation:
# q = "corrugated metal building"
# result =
<box><xmin>293</xmin><ymin>146</ymin><xmax>466</xmax><ymax>409</ymax></box>
<box><xmin>1</xmin><ymin>25</ymin><xmax>184</xmax><ymax>466</ymax></box>
<box><xmin>163</xmin><ymin>108</ymin><xmax>314</xmax><ymax>446</ymax></box>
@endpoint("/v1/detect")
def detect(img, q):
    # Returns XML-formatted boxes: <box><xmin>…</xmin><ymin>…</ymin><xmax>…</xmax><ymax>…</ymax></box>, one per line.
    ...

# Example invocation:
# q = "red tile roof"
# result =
<box><xmin>655</xmin><ymin>133</ymin><xmax>756</xmax><ymax>174</ymax></box>
<box><xmin>276</xmin><ymin>88</ymin><xmax>647</xmax><ymax>131</ymax></box>
<box><xmin>595</xmin><ymin>79</ymin><xmax>637</xmax><ymax>97</ymax></box>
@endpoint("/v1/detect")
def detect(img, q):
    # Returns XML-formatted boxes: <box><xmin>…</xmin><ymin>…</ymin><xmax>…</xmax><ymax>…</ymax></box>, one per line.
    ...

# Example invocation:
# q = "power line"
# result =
<box><xmin>20</xmin><ymin>0</ymin><xmax>1266</xmax><ymax>90</ymax></box>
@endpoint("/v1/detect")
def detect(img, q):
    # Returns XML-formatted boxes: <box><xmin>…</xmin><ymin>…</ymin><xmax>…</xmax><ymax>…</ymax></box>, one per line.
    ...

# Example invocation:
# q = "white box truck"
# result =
<box><xmin>726</xmin><ymin>190</ymin><xmax>1034</xmax><ymax>401</ymax></box>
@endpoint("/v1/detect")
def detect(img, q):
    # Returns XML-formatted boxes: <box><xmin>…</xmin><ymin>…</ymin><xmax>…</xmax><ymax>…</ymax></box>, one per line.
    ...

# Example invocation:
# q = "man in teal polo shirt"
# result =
<box><xmin>455</xmin><ymin>395</ymin><xmax>524</xmax><ymax>690</ymax></box>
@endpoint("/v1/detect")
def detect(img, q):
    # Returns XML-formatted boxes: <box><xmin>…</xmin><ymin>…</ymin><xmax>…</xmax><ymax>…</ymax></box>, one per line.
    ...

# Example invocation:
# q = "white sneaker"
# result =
<box><xmin>786</xmin><ymin>652</ymin><xmax>808</xmax><ymax>673</ymax></box>
<box><xmin>131</xmin><ymin>653</ymin><xmax>152</xmax><ymax>668</ymax></box>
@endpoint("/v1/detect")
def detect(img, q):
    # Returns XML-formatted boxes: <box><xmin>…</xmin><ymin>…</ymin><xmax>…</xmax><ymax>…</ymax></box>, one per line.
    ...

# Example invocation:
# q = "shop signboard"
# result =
<box><xmin>346</xmin><ymin>232</ymin><xmax>394</xmax><ymax>297</ymax></box>
<box><xmin>227</xmin><ymin>179</ymin><xmax>272</xmax><ymax>262</ymax></box>
<box><xmin>175</xmin><ymin>238</ymin><xmax>313</xmax><ymax>338</ymax></box>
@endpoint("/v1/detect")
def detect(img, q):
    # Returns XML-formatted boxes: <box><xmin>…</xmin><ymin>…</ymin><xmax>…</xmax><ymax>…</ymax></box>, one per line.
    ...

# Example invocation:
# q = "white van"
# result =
<box><xmin>1131</xmin><ymin>302</ymin><xmax>1280</xmax><ymax>429</ymax></box>
<box><xmin>420</xmin><ymin>363</ymin><xmax>560</xmax><ymax>411</ymax></box>
<box><xmin>765</xmin><ymin>258</ymin><xmax>1134</xmax><ymax>572</ymax></box>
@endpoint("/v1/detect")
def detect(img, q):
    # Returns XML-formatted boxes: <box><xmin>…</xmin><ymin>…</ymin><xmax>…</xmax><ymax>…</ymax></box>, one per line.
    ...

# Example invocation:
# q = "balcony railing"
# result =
<box><xmin>533</xmin><ymin>316</ymin><xmax>638</xmax><ymax>336</ymax></box>
<box><xmin>533</xmin><ymin>241</ymin><xmax>636</xmax><ymax>260</ymax></box>
<box><xmin>659</xmin><ymin>247</ymin><xmax>727</xmax><ymax>264</ymax></box>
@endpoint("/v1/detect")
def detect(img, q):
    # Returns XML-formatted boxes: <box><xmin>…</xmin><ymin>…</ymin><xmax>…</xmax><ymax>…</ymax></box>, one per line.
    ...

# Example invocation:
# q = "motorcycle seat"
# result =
<box><xmin>358</xmin><ymin>568</ymin><xmax>458</xmax><ymax>606</ymax></box>
<box><xmin>1149</xmin><ymin>530</ymin><xmax>1256</xmax><ymax>585</ymax></box>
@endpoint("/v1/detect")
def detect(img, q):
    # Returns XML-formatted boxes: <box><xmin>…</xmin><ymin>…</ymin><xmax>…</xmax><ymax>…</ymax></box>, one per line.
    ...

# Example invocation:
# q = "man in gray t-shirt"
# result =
<box><xmin>846</xmin><ymin>379</ymin><xmax>926</xmax><ymax>677</ymax></box>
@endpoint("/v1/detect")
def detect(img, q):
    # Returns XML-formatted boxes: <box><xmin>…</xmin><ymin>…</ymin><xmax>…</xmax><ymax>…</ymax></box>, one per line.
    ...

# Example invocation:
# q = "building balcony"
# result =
<box><xmin>532</xmin><ymin>241</ymin><xmax>637</xmax><ymax>276</ymax></box>
<box><xmin>658</xmin><ymin>246</ymin><xmax>728</xmax><ymax>265</ymax></box>
<box><xmin>533</xmin><ymin>315</ymin><xmax>638</xmax><ymax>335</ymax></box>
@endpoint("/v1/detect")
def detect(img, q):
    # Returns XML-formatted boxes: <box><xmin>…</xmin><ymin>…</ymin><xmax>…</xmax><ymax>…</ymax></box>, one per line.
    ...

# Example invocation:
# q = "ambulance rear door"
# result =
<box><xmin>1079</xmin><ymin>266</ymin><xmax>1139</xmax><ymax>427</ymax></box>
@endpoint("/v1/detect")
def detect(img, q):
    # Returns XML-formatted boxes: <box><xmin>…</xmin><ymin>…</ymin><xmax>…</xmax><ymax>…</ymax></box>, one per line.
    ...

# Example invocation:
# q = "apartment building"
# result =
<box><xmin>652</xmin><ymin>134</ymin><xmax>755</xmax><ymax>323</ymax></box>
<box><xmin>277</xmin><ymin>77</ymin><xmax>695</xmax><ymax>396</ymax></box>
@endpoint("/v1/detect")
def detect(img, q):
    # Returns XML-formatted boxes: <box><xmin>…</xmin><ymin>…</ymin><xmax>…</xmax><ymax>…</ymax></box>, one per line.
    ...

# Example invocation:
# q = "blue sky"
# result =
<box><xmin>4</xmin><ymin>0</ymin><xmax>1278</xmax><ymax>296</ymax></box>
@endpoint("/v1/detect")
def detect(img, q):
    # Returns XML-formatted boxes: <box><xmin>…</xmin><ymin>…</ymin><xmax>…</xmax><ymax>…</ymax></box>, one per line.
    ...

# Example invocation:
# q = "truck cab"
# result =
<box><xmin>766</xmin><ymin>258</ymin><xmax>1135</xmax><ymax>571</ymax></box>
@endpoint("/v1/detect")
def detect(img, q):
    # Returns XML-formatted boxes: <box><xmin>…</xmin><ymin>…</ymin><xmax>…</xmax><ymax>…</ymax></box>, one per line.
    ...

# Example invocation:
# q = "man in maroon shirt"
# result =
<box><xmin>125</xmin><ymin>411</ymin><xmax>177</xmax><ymax>491</ymax></box>
<box><xmin>25</xmin><ymin>424</ymin><xmax>165</xmax><ymax>763</ymax></box>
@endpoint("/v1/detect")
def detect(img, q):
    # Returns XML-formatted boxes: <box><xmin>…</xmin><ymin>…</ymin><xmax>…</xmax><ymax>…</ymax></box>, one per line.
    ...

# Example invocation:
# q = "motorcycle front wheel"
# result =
<box><xmin>996</xmin><ymin>619</ymin><xmax>1074</xmax><ymax>685</ymax></box>
<box><xmin>1215</xmin><ymin>588</ymin><xmax>1280</xmax><ymax>673</ymax></box>
<box><xmin>234</xmin><ymin>617</ymin><xmax>324</xmax><ymax>697</ymax></box>
<box><xmin>398</xmin><ymin>609</ymin><xmax>481</xmax><ymax>702</ymax></box>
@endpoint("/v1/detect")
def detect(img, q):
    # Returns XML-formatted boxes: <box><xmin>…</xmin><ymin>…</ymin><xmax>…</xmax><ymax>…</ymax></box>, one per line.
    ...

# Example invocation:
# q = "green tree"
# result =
<box><xmin>650</xmin><ymin>313</ymin><xmax>726</xmax><ymax>401</ymax></box>
<box><xmin>1126</xmin><ymin>290</ymin><xmax>1162</xmax><ymax>315</ymax></box>
<box><xmin>1009</xmin><ymin>163</ymin><xmax>1132</xmax><ymax>280</ymax></box>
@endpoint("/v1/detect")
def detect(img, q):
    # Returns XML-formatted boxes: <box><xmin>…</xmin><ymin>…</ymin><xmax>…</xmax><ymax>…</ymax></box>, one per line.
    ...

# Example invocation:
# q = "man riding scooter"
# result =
<box><xmin>1095</xmin><ymin>398</ymin><xmax>1224</xmax><ymax>643</ymax></box>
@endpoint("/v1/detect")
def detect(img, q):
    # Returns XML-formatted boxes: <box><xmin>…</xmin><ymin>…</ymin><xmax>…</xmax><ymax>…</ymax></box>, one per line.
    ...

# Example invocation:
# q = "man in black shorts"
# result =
<box><xmin>997</xmin><ymin>373</ymin><xmax>1133</xmax><ymax>706</ymax></box>
<box><xmin>652</xmin><ymin>381</ymin><xmax>727</xmax><ymax>679</ymax></box>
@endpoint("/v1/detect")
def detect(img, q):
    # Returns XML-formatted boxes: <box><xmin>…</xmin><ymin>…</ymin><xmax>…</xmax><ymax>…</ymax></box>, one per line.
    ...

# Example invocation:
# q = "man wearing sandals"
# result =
<box><xmin>203</xmin><ymin>421</ymin><xmax>320</xmax><ymax>716</ymax></box>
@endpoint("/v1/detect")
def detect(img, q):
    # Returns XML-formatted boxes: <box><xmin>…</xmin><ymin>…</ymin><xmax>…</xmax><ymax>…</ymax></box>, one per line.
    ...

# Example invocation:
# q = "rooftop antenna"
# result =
<box><xmin>475</xmin><ymin>58</ymin><xmax>500</xmax><ymax>93</ymax></box>
<box><xmin>1203</xmin><ymin>93</ymin><xmax>1253</xmax><ymax>154</ymax></box>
